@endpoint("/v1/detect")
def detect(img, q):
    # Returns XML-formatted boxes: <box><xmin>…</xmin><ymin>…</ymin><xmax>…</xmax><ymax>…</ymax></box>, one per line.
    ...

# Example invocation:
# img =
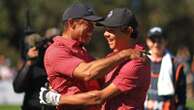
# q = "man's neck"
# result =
<box><xmin>62</xmin><ymin>31</ymin><xmax>76</xmax><ymax>40</ymax></box>
<box><xmin>113</xmin><ymin>43</ymin><xmax>135</xmax><ymax>52</ymax></box>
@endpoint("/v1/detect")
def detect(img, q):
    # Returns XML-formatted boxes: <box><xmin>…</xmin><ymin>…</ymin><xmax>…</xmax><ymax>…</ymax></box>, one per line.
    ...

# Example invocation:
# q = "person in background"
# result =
<box><xmin>176</xmin><ymin>46</ymin><xmax>193</xmax><ymax>101</ymax></box>
<box><xmin>0</xmin><ymin>53</ymin><xmax>15</xmax><ymax>80</ymax></box>
<box><xmin>13</xmin><ymin>33</ymin><xmax>56</xmax><ymax>110</ymax></box>
<box><xmin>144</xmin><ymin>27</ymin><xmax>186</xmax><ymax>110</ymax></box>
<box><xmin>176</xmin><ymin>46</ymin><xmax>191</xmax><ymax>75</ymax></box>
<box><xmin>39</xmin><ymin>8</ymin><xmax>150</xmax><ymax>110</ymax></box>
<box><xmin>45</xmin><ymin>27</ymin><xmax>61</xmax><ymax>39</ymax></box>
<box><xmin>190</xmin><ymin>55</ymin><xmax>194</xmax><ymax>99</ymax></box>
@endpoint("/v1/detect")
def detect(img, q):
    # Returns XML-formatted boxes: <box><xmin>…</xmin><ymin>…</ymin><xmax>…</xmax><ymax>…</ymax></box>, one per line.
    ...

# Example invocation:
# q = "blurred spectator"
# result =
<box><xmin>44</xmin><ymin>27</ymin><xmax>60</xmax><ymax>39</ymax></box>
<box><xmin>144</xmin><ymin>27</ymin><xmax>186</xmax><ymax>110</ymax></box>
<box><xmin>190</xmin><ymin>55</ymin><xmax>194</xmax><ymax>99</ymax></box>
<box><xmin>0</xmin><ymin>53</ymin><xmax>15</xmax><ymax>80</ymax></box>
<box><xmin>0</xmin><ymin>53</ymin><xmax>23</xmax><ymax>105</ymax></box>
<box><xmin>175</xmin><ymin>46</ymin><xmax>191</xmax><ymax>75</ymax></box>
<box><xmin>175</xmin><ymin>46</ymin><xmax>193</xmax><ymax>100</ymax></box>
<box><xmin>13</xmin><ymin>33</ymin><xmax>55</xmax><ymax>110</ymax></box>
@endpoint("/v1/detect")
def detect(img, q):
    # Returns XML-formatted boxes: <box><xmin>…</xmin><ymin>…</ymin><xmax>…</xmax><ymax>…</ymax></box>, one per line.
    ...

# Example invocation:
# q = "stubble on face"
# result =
<box><xmin>76</xmin><ymin>19</ymin><xmax>94</xmax><ymax>44</ymax></box>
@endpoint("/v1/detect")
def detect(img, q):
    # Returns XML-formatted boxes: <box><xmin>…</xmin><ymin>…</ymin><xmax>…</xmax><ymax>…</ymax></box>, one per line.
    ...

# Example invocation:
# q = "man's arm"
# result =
<box><xmin>59</xmin><ymin>83</ymin><xmax>120</xmax><ymax>105</ymax></box>
<box><xmin>59</xmin><ymin>90</ymin><xmax>103</xmax><ymax>105</ymax></box>
<box><xmin>13</xmin><ymin>61</ymin><xmax>31</xmax><ymax>93</ymax></box>
<box><xmin>13</xmin><ymin>47</ymin><xmax>38</xmax><ymax>93</ymax></box>
<box><xmin>40</xmin><ymin>84</ymin><xmax>120</xmax><ymax>106</ymax></box>
<box><xmin>60</xmin><ymin>59</ymin><xmax>150</xmax><ymax>105</ymax></box>
<box><xmin>73</xmin><ymin>49</ymin><xmax>142</xmax><ymax>81</ymax></box>
<box><xmin>40</xmin><ymin>57</ymin><xmax>150</xmax><ymax>106</ymax></box>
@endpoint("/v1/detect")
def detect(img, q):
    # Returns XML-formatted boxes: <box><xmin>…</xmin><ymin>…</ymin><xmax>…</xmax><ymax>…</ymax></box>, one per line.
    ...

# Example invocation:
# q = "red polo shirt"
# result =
<box><xmin>44</xmin><ymin>36</ymin><xmax>99</xmax><ymax>110</ymax></box>
<box><xmin>102</xmin><ymin>45</ymin><xmax>151</xmax><ymax>110</ymax></box>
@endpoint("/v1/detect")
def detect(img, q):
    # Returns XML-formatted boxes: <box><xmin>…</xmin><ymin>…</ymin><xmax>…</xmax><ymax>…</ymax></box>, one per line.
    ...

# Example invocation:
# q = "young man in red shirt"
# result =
<box><xmin>40</xmin><ymin>8</ymin><xmax>150</xmax><ymax>110</ymax></box>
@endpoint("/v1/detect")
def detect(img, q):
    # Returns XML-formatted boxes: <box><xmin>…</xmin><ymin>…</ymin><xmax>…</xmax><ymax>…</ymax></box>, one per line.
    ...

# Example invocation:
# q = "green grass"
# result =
<box><xmin>0</xmin><ymin>105</ymin><xmax>20</xmax><ymax>110</ymax></box>
<box><xmin>187</xmin><ymin>99</ymin><xmax>194</xmax><ymax>109</ymax></box>
<box><xmin>0</xmin><ymin>100</ymin><xmax>194</xmax><ymax>110</ymax></box>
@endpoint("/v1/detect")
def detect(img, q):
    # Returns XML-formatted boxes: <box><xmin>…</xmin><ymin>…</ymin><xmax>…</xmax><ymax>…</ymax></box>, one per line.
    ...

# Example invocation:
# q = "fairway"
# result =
<box><xmin>0</xmin><ymin>99</ymin><xmax>194</xmax><ymax>110</ymax></box>
<box><xmin>0</xmin><ymin>105</ymin><xmax>20</xmax><ymax>110</ymax></box>
<box><xmin>187</xmin><ymin>99</ymin><xmax>194</xmax><ymax>110</ymax></box>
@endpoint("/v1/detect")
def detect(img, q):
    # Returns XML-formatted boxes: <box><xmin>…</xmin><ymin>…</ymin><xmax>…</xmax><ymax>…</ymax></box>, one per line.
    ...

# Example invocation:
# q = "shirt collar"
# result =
<box><xmin>53</xmin><ymin>36</ymin><xmax>83</xmax><ymax>48</ymax></box>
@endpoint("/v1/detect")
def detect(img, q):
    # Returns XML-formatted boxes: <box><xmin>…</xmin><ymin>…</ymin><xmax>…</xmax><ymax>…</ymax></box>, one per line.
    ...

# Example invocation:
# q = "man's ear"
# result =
<box><xmin>67</xmin><ymin>19</ymin><xmax>76</xmax><ymax>30</ymax></box>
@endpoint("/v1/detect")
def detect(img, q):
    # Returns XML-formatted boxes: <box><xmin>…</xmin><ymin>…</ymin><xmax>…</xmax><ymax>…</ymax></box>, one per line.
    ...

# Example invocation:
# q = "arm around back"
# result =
<box><xmin>73</xmin><ymin>49</ymin><xmax>142</xmax><ymax>81</ymax></box>
<box><xmin>58</xmin><ymin>83</ymin><xmax>120</xmax><ymax>105</ymax></box>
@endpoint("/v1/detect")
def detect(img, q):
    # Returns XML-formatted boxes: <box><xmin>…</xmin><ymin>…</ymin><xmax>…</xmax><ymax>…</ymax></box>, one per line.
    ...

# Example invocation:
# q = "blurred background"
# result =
<box><xmin>0</xmin><ymin>0</ymin><xmax>194</xmax><ymax>109</ymax></box>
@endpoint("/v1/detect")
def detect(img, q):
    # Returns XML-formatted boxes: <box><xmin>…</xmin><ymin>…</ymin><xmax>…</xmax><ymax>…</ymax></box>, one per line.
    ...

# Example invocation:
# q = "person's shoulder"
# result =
<box><xmin>46</xmin><ymin>42</ymin><xmax>71</xmax><ymax>55</ymax></box>
<box><xmin>118</xmin><ymin>59</ymin><xmax>150</xmax><ymax>78</ymax></box>
<box><xmin>120</xmin><ymin>59</ymin><xmax>145</xmax><ymax>71</ymax></box>
<box><xmin>128</xmin><ymin>58</ymin><xmax>149</xmax><ymax>65</ymax></box>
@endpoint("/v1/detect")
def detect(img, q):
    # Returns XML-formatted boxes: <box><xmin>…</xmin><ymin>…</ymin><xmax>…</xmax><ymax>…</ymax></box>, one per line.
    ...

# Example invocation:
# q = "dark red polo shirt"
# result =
<box><xmin>44</xmin><ymin>36</ymin><xmax>99</xmax><ymax>110</ymax></box>
<box><xmin>102</xmin><ymin>45</ymin><xmax>151</xmax><ymax>110</ymax></box>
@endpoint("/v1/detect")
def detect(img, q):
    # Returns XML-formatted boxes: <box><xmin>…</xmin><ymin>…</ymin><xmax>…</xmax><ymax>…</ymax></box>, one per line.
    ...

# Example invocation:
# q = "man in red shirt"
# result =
<box><xmin>42</xmin><ymin>3</ymin><xmax>144</xmax><ymax>110</ymax></box>
<box><xmin>40</xmin><ymin>8</ymin><xmax>150</xmax><ymax>110</ymax></box>
<box><xmin>95</xmin><ymin>8</ymin><xmax>150</xmax><ymax>110</ymax></box>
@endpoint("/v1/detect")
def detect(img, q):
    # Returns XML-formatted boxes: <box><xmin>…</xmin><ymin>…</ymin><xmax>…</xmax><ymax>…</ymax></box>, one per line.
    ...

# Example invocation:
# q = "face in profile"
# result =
<box><xmin>104</xmin><ymin>27</ymin><xmax>130</xmax><ymax>51</ymax></box>
<box><xmin>73</xmin><ymin>19</ymin><xmax>94</xmax><ymax>44</ymax></box>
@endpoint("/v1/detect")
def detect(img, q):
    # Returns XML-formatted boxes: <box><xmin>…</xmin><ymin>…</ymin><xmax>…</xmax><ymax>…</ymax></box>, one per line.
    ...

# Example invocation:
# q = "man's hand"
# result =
<box><xmin>27</xmin><ymin>47</ymin><xmax>39</xmax><ymax>59</ymax></box>
<box><xmin>39</xmin><ymin>87</ymin><xmax>61</xmax><ymax>105</ymax></box>
<box><xmin>119</xmin><ymin>49</ymin><xmax>149</xmax><ymax>60</ymax></box>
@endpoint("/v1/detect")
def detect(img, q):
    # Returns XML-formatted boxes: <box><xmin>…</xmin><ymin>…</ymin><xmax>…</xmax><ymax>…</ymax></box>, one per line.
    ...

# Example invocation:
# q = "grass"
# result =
<box><xmin>187</xmin><ymin>99</ymin><xmax>194</xmax><ymax>110</ymax></box>
<box><xmin>0</xmin><ymin>100</ymin><xmax>194</xmax><ymax>110</ymax></box>
<box><xmin>0</xmin><ymin>105</ymin><xmax>20</xmax><ymax>110</ymax></box>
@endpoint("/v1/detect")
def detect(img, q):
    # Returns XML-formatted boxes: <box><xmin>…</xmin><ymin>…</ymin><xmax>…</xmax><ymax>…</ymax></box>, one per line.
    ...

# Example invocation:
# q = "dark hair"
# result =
<box><xmin>120</xmin><ymin>26</ymin><xmax>138</xmax><ymax>39</ymax></box>
<box><xmin>124</xmin><ymin>14</ymin><xmax>138</xmax><ymax>39</ymax></box>
<box><xmin>128</xmin><ymin>14</ymin><xmax>138</xmax><ymax>39</ymax></box>
<box><xmin>131</xmin><ymin>28</ymin><xmax>138</xmax><ymax>39</ymax></box>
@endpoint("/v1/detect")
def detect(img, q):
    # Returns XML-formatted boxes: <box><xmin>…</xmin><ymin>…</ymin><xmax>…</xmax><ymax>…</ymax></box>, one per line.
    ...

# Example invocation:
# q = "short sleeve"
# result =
<box><xmin>112</xmin><ymin>60</ymin><xmax>148</xmax><ymax>92</ymax></box>
<box><xmin>52</xmin><ymin>50</ymin><xmax>83</xmax><ymax>77</ymax></box>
